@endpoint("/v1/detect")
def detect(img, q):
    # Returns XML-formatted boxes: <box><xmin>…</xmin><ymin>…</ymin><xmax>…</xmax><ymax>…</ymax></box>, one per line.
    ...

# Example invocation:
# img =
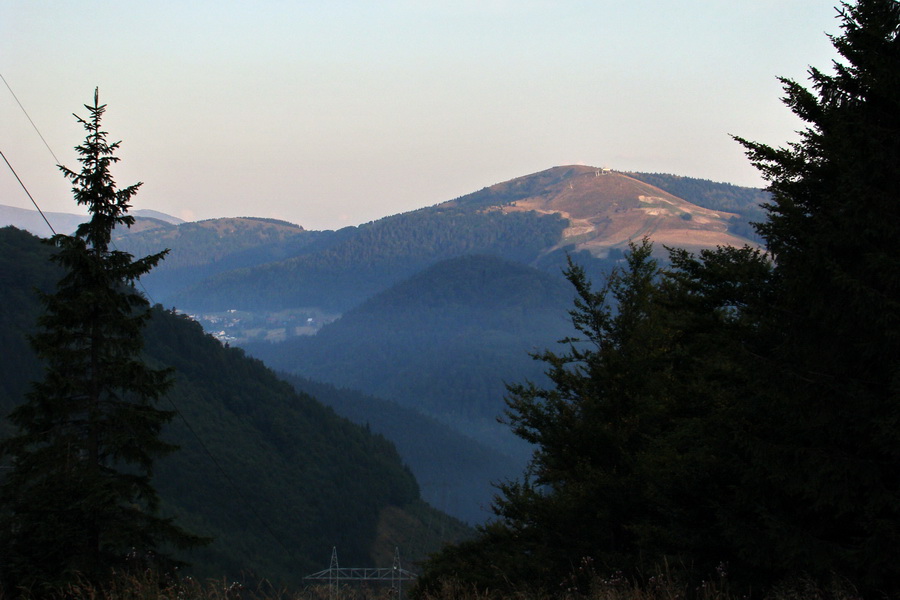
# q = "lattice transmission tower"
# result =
<box><xmin>305</xmin><ymin>547</ymin><xmax>416</xmax><ymax>600</ymax></box>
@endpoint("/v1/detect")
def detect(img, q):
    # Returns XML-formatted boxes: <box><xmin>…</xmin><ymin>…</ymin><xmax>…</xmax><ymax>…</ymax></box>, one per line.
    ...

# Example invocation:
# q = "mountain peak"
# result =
<box><xmin>452</xmin><ymin>165</ymin><xmax>755</xmax><ymax>256</ymax></box>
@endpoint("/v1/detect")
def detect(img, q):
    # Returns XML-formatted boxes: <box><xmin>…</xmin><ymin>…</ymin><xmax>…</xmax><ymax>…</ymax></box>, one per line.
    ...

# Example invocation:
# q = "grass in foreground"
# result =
<box><xmin>0</xmin><ymin>569</ymin><xmax>867</xmax><ymax>600</ymax></box>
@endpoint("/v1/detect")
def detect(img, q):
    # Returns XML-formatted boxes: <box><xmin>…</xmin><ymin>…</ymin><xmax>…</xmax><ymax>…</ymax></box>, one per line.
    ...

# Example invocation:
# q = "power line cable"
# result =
<box><xmin>1</xmin><ymin>72</ymin><xmax>61</xmax><ymax>235</ymax></box>
<box><xmin>1</xmin><ymin>73</ymin><xmax>62</xmax><ymax>165</ymax></box>
<box><xmin>0</xmin><ymin>149</ymin><xmax>57</xmax><ymax>236</ymax></box>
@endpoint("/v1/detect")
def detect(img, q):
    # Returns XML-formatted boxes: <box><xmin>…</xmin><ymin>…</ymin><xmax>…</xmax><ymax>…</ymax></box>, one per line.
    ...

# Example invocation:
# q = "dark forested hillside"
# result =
<box><xmin>0</xmin><ymin>227</ymin><xmax>57</xmax><ymax>439</ymax></box>
<box><xmin>282</xmin><ymin>375</ymin><xmax>522</xmax><ymax>525</ymax></box>
<box><xmin>0</xmin><ymin>226</ymin><xmax>465</xmax><ymax>586</ymax></box>
<box><xmin>245</xmin><ymin>253</ymin><xmax>574</xmax><ymax>424</ymax></box>
<box><xmin>416</xmin><ymin>3</ymin><xmax>900</xmax><ymax>596</ymax></box>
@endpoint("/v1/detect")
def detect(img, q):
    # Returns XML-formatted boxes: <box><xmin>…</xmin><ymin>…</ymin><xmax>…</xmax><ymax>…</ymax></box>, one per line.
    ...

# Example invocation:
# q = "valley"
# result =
<box><xmin>1</xmin><ymin>165</ymin><xmax>769</xmax><ymax>527</ymax></box>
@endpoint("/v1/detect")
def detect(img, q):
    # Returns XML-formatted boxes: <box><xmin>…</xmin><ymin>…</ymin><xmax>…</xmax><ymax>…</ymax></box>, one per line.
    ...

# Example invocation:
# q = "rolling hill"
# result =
<box><xmin>0</xmin><ymin>204</ymin><xmax>185</xmax><ymax>237</ymax></box>
<box><xmin>1</xmin><ymin>167</ymin><xmax>770</xmax><ymax>526</ymax></box>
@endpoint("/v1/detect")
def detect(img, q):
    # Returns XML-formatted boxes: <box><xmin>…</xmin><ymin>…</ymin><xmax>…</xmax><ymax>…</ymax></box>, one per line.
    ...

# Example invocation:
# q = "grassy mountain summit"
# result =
<box><xmin>486</xmin><ymin>166</ymin><xmax>757</xmax><ymax>255</ymax></box>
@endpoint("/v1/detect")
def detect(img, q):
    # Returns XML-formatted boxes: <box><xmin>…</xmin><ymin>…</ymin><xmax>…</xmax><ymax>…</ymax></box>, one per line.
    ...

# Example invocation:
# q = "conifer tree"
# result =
<box><xmin>0</xmin><ymin>90</ymin><xmax>205</xmax><ymax>593</ymax></box>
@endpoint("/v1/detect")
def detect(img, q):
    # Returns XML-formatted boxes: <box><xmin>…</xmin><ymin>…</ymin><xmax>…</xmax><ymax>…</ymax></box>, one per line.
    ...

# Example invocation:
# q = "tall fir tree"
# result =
<box><xmin>0</xmin><ymin>90</ymin><xmax>206</xmax><ymax>593</ymax></box>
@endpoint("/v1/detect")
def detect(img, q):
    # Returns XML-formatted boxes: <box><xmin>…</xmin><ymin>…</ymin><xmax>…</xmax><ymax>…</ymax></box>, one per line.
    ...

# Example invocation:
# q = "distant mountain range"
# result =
<box><xmin>0</xmin><ymin>204</ymin><xmax>184</xmax><ymax>237</ymax></box>
<box><xmin>2</xmin><ymin>166</ymin><xmax>767</xmax><ymax>314</ymax></box>
<box><xmin>153</xmin><ymin>167</ymin><xmax>766</xmax><ymax>314</ymax></box>
<box><xmin>1</xmin><ymin>165</ymin><xmax>770</xmax><ymax>524</ymax></box>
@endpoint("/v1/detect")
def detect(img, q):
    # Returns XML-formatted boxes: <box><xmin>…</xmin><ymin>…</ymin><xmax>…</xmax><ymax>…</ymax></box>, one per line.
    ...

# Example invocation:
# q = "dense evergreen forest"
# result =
<box><xmin>0</xmin><ymin>226</ymin><xmax>467</xmax><ymax>588</ymax></box>
<box><xmin>281</xmin><ymin>375</ymin><xmax>523</xmax><ymax>526</ymax></box>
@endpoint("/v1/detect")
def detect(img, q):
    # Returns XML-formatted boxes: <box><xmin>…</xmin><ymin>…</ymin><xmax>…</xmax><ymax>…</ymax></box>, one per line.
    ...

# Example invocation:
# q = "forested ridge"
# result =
<box><xmin>170</xmin><ymin>207</ymin><xmax>568</xmax><ymax>312</ymax></box>
<box><xmin>93</xmin><ymin>166</ymin><xmax>770</xmax><ymax>320</ymax></box>
<box><xmin>0</xmin><ymin>225</ymin><xmax>467</xmax><ymax>588</ymax></box>
<box><xmin>11</xmin><ymin>162</ymin><xmax>773</xmax><ymax>324</ymax></box>
<box><xmin>113</xmin><ymin>217</ymin><xmax>308</xmax><ymax>269</ymax></box>
<box><xmin>246</xmin><ymin>254</ymin><xmax>574</xmax><ymax>424</ymax></box>
<box><xmin>112</xmin><ymin>217</ymin><xmax>331</xmax><ymax>299</ymax></box>
<box><xmin>626</xmin><ymin>172</ymin><xmax>769</xmax><ymax>216</ymax></box>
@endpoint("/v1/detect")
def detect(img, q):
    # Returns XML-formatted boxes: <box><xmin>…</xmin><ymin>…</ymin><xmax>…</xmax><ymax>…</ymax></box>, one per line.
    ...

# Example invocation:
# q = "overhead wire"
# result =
<box><xmin>0</xmin><ymin>149</ymin><xmax>57</xmax><ymax>236</ymax></box>
<box><xmin>1</xmin><ymin>73</ymin><xmax>62</xmax><ymax>165</ymax></box>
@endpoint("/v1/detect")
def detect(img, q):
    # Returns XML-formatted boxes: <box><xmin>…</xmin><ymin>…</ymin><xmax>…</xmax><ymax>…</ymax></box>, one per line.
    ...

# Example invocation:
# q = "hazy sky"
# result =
<box><xmin>3</xmin><ymin>1</ymin><xmax>840</xmax><ymax>231</ymax></box>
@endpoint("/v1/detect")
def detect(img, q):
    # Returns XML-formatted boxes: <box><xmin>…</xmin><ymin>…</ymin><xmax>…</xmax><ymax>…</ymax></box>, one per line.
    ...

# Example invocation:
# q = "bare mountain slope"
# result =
<box><xmin>483</xmin><ymin>165</ymin><xmax>754</xmax><ymax>256</ymax></box>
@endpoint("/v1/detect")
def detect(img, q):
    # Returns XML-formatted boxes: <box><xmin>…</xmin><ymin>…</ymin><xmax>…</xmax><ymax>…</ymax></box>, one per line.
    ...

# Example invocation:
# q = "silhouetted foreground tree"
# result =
<box><xmin>416</xmin><ymin>1</ymin><xmax>900</xmax><ymax>596</ymax></box>
<box><xmin>0</xmin><ymin>90</ymin><xmax>207</xmax><ymax>593</ymax></box>
<box><xmin>729</xmin><ymin>0</ymin><xmax>900</xmax><ymax>590</ymax></box>
<box><xmin>415</xmin><ymin>242</ymin><xmax>775</xmax><ymax>593</ymax></box>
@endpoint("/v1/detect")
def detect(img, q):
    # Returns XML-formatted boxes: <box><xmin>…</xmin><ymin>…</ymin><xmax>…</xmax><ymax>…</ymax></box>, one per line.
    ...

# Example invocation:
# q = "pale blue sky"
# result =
<box><xmin>3</xmin><ymin>1</ymin><xmax>839</xmax><ymax>230</ymax></box>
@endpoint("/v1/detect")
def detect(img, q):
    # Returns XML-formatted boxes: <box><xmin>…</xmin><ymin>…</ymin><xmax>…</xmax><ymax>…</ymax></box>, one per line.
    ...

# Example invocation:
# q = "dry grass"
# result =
<box><xmin>411</xmin><ymin>569</ymin><xmax>866</xmax><ymax>600</ymax></box>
